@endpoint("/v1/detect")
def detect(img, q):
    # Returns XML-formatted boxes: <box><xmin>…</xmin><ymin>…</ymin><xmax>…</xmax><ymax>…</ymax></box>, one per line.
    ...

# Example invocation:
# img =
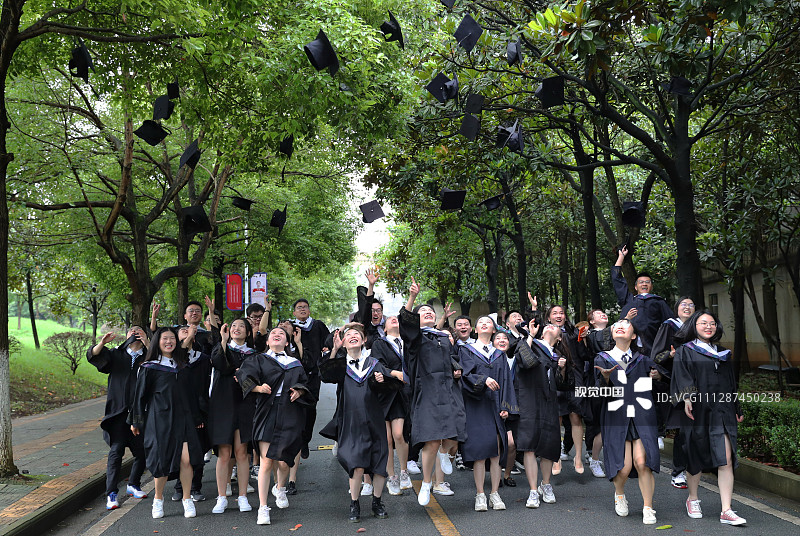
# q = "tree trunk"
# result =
<box><xmin>729</xmin><ymin>274</ymin><xmax>749</xmax><ymax>380</ymax></box>
<box><xmin>26</xmin><ymin>269</ymin><xmax>39</xmax><ymax>349</ymax></box>
<box><xmin>213</xmin><ymin>253</ymin><xmax>225</xmax><ymax>320</ymax></box>
<box><xmin>16</xmin><ymin>293</ymin><xmax>21</xmax><ymax>330</ymax></box>
<box><xmin>559</xmin><ymin>229</ymin><xmax>569</xmax><ymax>307</ymax></box>
<box><xmin>91</xmin><ymin>296</ymin><xmax>99</xmax><ymax>344</ymax></box>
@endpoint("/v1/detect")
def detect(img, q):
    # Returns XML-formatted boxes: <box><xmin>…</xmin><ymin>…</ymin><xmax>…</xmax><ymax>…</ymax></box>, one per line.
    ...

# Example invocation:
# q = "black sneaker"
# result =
<box><xmin>349</xmin><ymin>499</ymin><xmax>360</xmax><ymax>522</ymax></box>
<box><xmin>503</xmin><ymin>477</ymin><xmax>516</xmax><ymax>487</ymax></box>
<box><xmin>371</xmin><ymin>496</ymin><xmax>388</xmax><ymax>519</ymax></box>
<box><xmin>286</xmin><ymin>481</ymin><xmax>297</xmax><ymax>495</ymax></box>
<box><xmin>301</xmin><ymin>445</ymin><xmax>310</xmax><ymax>459</ymax></box>
<box><xmin>190</xmin><ymin>491</ymin><xmax>206</xmax><ymax>502</ymax></box>
<box><xmin>171</xmin><ymin>491</ymin><xmax>182</xmax><ymax>502</ymax></box>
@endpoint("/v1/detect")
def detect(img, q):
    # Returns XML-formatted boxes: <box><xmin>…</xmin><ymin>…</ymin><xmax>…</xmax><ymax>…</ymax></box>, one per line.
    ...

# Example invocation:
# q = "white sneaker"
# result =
<box><xmin>183</xmin><ymin>498</ymin><xmax>196</xmax><ymax>518</ymax></box>
<box><xmin>658</xmin><ymin>436</ymin><xmax>665</xmax><ymax>450</ymax></box>
<box><xmin>590</xmin><ymin>459</ymin><xmax>606</xmax><ymax>478</ymax></box>
<box><xmin>720</xmin><ymin>509</ymin><xmax>747</xmax><ymax>526</ymax></box>
<box><xmin>274</xmin><ymin>487</ymin><xmax>289</xmax><ymax>509</ymax></box>
<box><xmin>399</xmin><ymin>470</ymin><xmax>413</xmax><ymax>490</ymax></box>
<box><xmin>212</xmin><ymin>495</ymin><xmax>228</xmax><ymax>514</ymax></box>
<box><xmin>526</xmin><ymin>489</ymin><xmax>540</xmax><ymax>508</ymax></box>
<box><xmin>538</xmin><ymin>483</ymin><xmax>556</xmax><ymax>503</ymax></box>
<box><xmin>257</xmin><ymin>505</ymin><xmax>271</xmax><ymax>525</ymax></box>
<box><xmin>560</xmin><ymin>442</ymin><xmax>569</xmax><ymax>460</ymax></box>
<box><xmin>488</xmin><ymin>491</ymin><xmax>506</xmax><ymax>510</ymax></box>
<box><xmin>672</xmin><ymin>471</ymin><xmax>688</xmax><ymax>489</ymax></box>
<box><xmin>418</xmin><ymin>481</ymin><xmax>432</xmax><ymax>506</ymax></box>
<box><xmin>643</xmin><ymin>506</ymin><xmax>657</xmax><ymax>525</ymax></box>
<box><xmin>686</xmin><ymin>498</ymin><xmax>703</xmax><ymax>518</ymax></box>
<box><xmin>231</xmin><ymin>465</ymin><xmax>237</xmax><ymax>481</ymax></box>
<box><xmin>615</xmin><ymin>493</ymin><xmax>629</xmax><ymax>517</ymax></box>
<box><xmin>152</xmin><ymin>498</ymin><xmax>164</xmax><ymax>519</ymax></box>
<box><xmin>387</xmin><ymin>476</ymin><xmax>401</xmax><ymax>496</ymax></box>
<box><xmin>237</xmin><ymin>495</ymin><xmax>252</xmax><ymax>512</ymax></box>
<box><xmin>225</xmin><ymin>482</ymin><xmax>232</xmax><ymax>496</ymax></box>
<box><xmin>360</xmin><ymin>482</ymin><xmax>374</xmax><ymax>496</ymax></box>
<box><xmin>126</xmin><ymin>485</ymin><xmax>147</xmax><ymax>499</ymax></box>
<box><xmin>204</xmin><ymin>450</ymin><xmax>212</xmax><ymax>463</ymax></box>
<box><xmin>407</xmin><ymin>460</ymin><xmax>422</xmax><ymax>475</ymax></box>
<box><xmin>106</xmin><ymin>492</ymin><xmax>119</xmax><ymax>510</ymax></box>
<box><xmin>438</xmin><ymin>450</ymin><xmax>453</xmax><ymax>475</ymax></box>
<box><xmin>474</xmin><ymin>492</ymin><xmax>488</xmax><ymax>512</ymax></box>
<box><xmin>250</xmin><ymin>465</ymin><xmax>259</xmax><ymax>479</ymax></box>
<box><xmin>332</xmin><ymin>441</ymin><xmax>338</xmax><ymax>457</ymax></box>
<box><xmin>432</xmin><ymin>482</ymin><xmax>454</xmax><ymax>496</ymax></box>
<box><xmin>246</xmin><ymin>484</ymin><xmax>255</xmax><ymax>493</ymax></box>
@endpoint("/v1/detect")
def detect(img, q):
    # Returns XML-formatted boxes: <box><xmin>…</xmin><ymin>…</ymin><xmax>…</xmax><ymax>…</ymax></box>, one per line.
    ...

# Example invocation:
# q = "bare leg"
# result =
<box><xmin>473</xmin><ymin>458</ymin><xmax>486</xmax><ymax>495</ymax></box>
<box><xmin>276</xmin><ymin>461</ymin><xmax>289</xmax><ymax>489</ymax></box>
<box><xmin>570</xmin><ymin>413</ymin><xmax>584</xmax><ymax>471</ymax></box>
<box><xmin>372</xmin><ymin>474</ymin><xmax>386</xmax><ymax>498</ymax></box>
<box><xmin>216</xmin><ymin>444</ymin><xmax>232</xmax><ymax>497</ymax></box>
<box><xmin>718</xmin><ymin>434</ymin><xmax>735</xmax><ymax>511</ymax></box>
<box><xmin>289</xmin><ymin>451</ymin><xmax>301</xmax><ymax>483</ymax></box>
<box><xmin>613</xmin><ymin>441</ymin><xmax>633</xmax><ymax>495</ymax></box>
<box><xmin>180</xmin><ymin>443</ymin><xmax>193</xmax><ymax>500</ymax></box>
<box><xmin>385</xmin><ymin>422</ymin><xmax>395</xmax><ymax>477</ymax></box>
<box><xmin>504</xmin><ymin>431</ymin><xmax>516</xmax><ymax>479</ymax></box>
<box><xmin>540</xmin><ymin>458</ymin><xmax>554</xmax><ymax>485</ymax></box>
<box><xmin>489</xmin><ymin>456</ymin><xmax>502</xmax><ymax>494</ymax></box>
<box><xmin>632</xmin><ymin>439</ymin><xmax>654</xmax><ymax>508</ymax></box>
<box><xmin>523</xmin><ymin>452</ymin><xmax>539</xmax><ymax>489</ymax></box>
<box><xmin>592</xmin><ymin>432</ymin><xmax>603</xmax><ymax>461</ymax></box>
<box><xmin>392</xmin><ymin>419</ymin><xmax>409</xmax><ymax>470</ymax></box>
<box><xmin>233</xmin><ymin>430</ymin><xmax>249</xmax><ymax>497</ymax></box>
<box><xmin>686</xmin><ymin>472</ymin><xmax>702</xmax><ymax>500</ymax></box>
<box><xmin>420</xmin><ymin>440</ymin><xmax>440</xmax><ymax>484</ymax></box>
<box><xmin>154</xmin><ymin>476</ymin><xmax>167</xmax><ymax>500</ymax></box>
<box><xmin>257</xmin><ymin>442</ymin><xmax>273</xmax><ymax>507</ymax></box>
<box><xmin>349</xmin><ymin>468</ymin><xmax>365</xmax><ymax>501</ymax></box>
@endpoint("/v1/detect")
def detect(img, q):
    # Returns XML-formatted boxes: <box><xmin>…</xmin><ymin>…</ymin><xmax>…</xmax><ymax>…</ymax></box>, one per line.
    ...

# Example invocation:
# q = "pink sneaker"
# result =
<box><xmin>720</xmin><ymin>509</ymin><xmax>746</xmax><ymax>526</ymax></box>
<box><xmin>686</xmin><ymin>498</ymin><xmax>702</xmax><ymax>518</ymax></box>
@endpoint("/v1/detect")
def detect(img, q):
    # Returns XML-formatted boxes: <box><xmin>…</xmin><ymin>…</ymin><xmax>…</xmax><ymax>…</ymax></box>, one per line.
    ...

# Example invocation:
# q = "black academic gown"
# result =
<box><xmin>208</xmin><ymin>344</ymin><xmax>256</xmax><ymax>446</ymax></box>
<box><xmin>595</xmin><ymin>351</ymin><xmax>660</xmax><ymax>480</ymax></box>
<box><xmin>561</xmin><ymin>325</ymin><xmax>591</xmax><ymax>418</ymax></box>
<box><xmin>356</xmin><ymin>285</ymin><xmax>386</xmax><ymax>347</ymax></box>
<box><xmin>87</xmin><ymin>344</ymin><xmax>143</xmax><ymax>446</ymax></box>
<box><xmin>236</xmin><ymin>352</ymin><xmax>315</xmax><ymax>466</ymax></box>
<box><xmin>128</xmin><ymin>359</ymin><xmax>205</xmax><ymax>479</ymax></box>
<box><xmin>459</xmin><ymin>344</ymin><xmax>518</xmax><ymax>464</ymax></box>
<box><xmin>370</xmin><ymin>336</ymin><xmax>410</xmax><ymax>421</ymax></box>
<box><xmin>671</xmin><ymin>342</ymin><xmax>740</xmax><ymax>475</ymax></box>
<box><xmin>611</xmin><ymin>266</ymin><xmax>674</xmax><ymax>355</ymax></box>
<box><xmin>321</xmin><ymin>355</ymin><xmax>391</xmax><ymax>478</ymax></box>
<box><xmin>399</xmin><ymin>307</ymin><xmax>467</xmax><ymax>447</ymax></box>
<box><xmin>514</xmin><ymin>339</ymin><xmax>571</xmax><ymax>461</ymax></box>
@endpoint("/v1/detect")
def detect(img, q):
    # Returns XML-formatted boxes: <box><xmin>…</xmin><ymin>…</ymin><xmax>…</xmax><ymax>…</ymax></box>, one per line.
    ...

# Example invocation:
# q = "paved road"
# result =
<box><xmin>42</xmin><ymin>384</ymin><xmax>800</xmax><ymax>536</ymax></box>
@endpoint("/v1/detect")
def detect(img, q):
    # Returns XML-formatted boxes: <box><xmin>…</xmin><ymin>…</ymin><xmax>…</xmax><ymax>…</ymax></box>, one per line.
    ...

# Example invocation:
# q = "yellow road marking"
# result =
<box><xmin>413</xmin><ymin>480</ymin><xmax>462</xmax><ymax>536</ymax></box>
<box><xmin>316</xmin><ymin>444</ymin><xmax>334</xmax><ymax>450</ymax></box>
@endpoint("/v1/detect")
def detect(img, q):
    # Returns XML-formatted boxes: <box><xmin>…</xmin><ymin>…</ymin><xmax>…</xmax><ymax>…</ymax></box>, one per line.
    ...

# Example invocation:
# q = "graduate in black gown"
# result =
<box><xmin>651</xmin><ymin>296</ymin><xmax>696</xmax><ymax>489</ymax></box>
<box><xmin>209</xmin><ymin>318</ymin><xmax>256</xmax><ymax>514</ymax></box>
<box><xmin>322</xmin><ymin>323</ymin><xmax>403</xmax><ymax>522</ymax></box>
<box><xmin>594</xmin><ymin>319</ymin><xmax>660</xmax><ymax>526</ymax></box>
<box><xmin>495</xmin><ymin>332</ymin><xmax>519</xmax><ymax>488</ymax></box>
<box><xmin>356</xmin><ymin>268</ymin><xmax>386</xmax><ymax>345</ymax></box>
<box><xmin>370</xmin><ymin>314</ymin><xmax>413</xmax><ymax>496</ymax></box>
<box><xmin>459</xmin><ymin>316</ymin><xmax>518</xmax><ymax>512</ymax></box>
<box><xmin>235</xmin><ymin>326</ymin><xmax>315</xmax><ymax>526</ymax></box>
<box><xmin>129</xmin><ymin>326</ymin><xmax>206</xmax><ymax>519</ymax></box>
<box><xmin>514</xmin><ymin>321</ymin><xmax>572</xmax><ymax>508</ymax></box>
<box><xmin>670</xmin><ymin>310</ymin><xmax>746</xmax><ymax>526</ymax></box>
<box><xmin>400</xmin><ymin>277</ymin><xmax>467</xmax><ymax>507</ymax></box>
<box><xmin>583</xmin><ymin>309</ymin><xmax>613</xmax><ymax>479</ymax></box>
<box><xmin>88</xmin><ymin>327</ymin><xmax>149</xmax><ymax>510</ymax></box>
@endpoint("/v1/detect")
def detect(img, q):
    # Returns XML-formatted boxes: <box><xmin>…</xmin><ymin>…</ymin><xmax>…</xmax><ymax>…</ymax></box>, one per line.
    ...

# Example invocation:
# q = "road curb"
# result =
<box><xmin>0</xmin><ymin>458</ymin><xmax>132</xmax><ymax>536</ymax></box>
<box><xmin>663</xmin><ymin>437</ymin><xmax>800</xmax><ymax>503</ymax></box>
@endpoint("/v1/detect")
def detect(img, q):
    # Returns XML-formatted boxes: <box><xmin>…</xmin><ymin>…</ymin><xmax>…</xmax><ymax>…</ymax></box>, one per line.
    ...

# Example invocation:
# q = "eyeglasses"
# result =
<box><xmin>186</xmin><ymin>308</ymin><xmax>202</xmax><ymax>314</ymax></box>
<box><xmin>294</xmin><ymin>305</ymin><xmax>309</xmax><ymax>310</ymax></box>
<box><xmin>679</xmin><ymin>302</ymin><xmax>695</xmax><ymax>308</ymax></box>
<box><xmin>697</xmin><ymin>321</ymin><xmax>717</xmax><ymax>328</ymax></box>
<box><xmin>636</xmin><ymin>279</ymin><xmax>652</xmax><ymax>285</ymax></box>
<box><xmin>248</xmin><ymin>314</ymin><xmax>264</xmax><ymax>321</ymax></box>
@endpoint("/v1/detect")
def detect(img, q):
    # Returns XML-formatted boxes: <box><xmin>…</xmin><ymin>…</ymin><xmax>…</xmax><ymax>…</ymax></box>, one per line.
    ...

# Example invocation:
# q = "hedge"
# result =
<box><xmin>738</xmin><ymin>397</ymin><xmax>800</xmax><ymax>472</ymax></box>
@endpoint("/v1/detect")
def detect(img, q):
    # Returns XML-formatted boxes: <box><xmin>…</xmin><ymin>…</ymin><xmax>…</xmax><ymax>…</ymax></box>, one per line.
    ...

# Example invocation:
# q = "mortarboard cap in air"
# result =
<box><xmin>535</xmin><ymin>76</ymin><xmax>565</xmax><ymax>108</ymax></box>
<box><xmin>464</xmin><ymin>93</ymin><xmax>485</xmax><ymax>114</ymax></box>
<box><xmin>180</xmin><ymin>205</ymin><xmax>212</xmax><ymax>236</ymax></box>
<box><xmin>153</xmin><ymin>95</ymin><xmax>175</xmax><ymax>121</ymax></box>
<box><xmin>359</xmin><ymin>200</ymin><xmax>385</xmax><ymax>223</ymax></box>
<box><xmin>279</xmin><ymin>134</ymin><xmax>294</xmax><ymax>159</ymax></box>
<box><xmin>479</xmin><ymin>194</ymin><xmax>503</xmax><ymax>211</ymax></box>
<box><xmin>231</xmin><ymin>196</ymin><xmax>254</xmax><ymax>211</ymax></box>
<box><xmin>304</xmin><ymin>29</ymin><xmax>339</xmax><ymax>76</ymax></box>
<box><xmin>507</xmin><ymin>40</ymin><xmax>523</xmax><ymax>66</ymax></box>
<box><xmin>270</xmin><ymin>205</ymin><xmax>288</xmax><ymax>235</ymax></box>
<box><xmin>454</xmin><ymin>14</ymin><xmax>483</xmax><ymax>53</ymax></box>
<box><xmin>134</xmin><ymin>120</ymin><xmax>169</xmax><ymax>146</ymax></box>
<box><xmin>167</xmin><ymin>79</ymin><xmax>180</xmax><ymax>100</ymax></box>
<box><xmin>662</xmin><ymin>76</ymin><xmax>692</xmax><ymax>96</ymax></box>
<box><xmin>622</xmin><ymin>201</ymin><xmax>646</xmax><ymax>228</ymax></box>
<box><xmin>425</xmin><ymin>73</ymin><xmax>458</xmax><ymax>104</ymax></box>
<box><xmin>69</xmin><ymin>40</ymin><xmax>93</xmax><ymax>83</ymax></box>
<box><xmin>460</xmin><ymin>114</ymin><xmax>480</xmax><ymax>141</ymax></box>
<box><xmin>496</xmin><ymin>120</ymin><xmax>524</xmax><ymax>153</ymax></box>
<box><xmin>179</xmin><ymin>139</ymin><xmax>201</xmax><ymax>169</ymax></box>
<box><xmin>440</xmin><ymin>188</ymin><xmax>467</xmax><ymax>211</ymax></box>
<box><xmin>440</xmin><ymin>0</ymin><xmax>456</xmax><ymax>8</ymax></box>
<box><xmin>380</xmin><ymin>11</ymin><xmax>404</xmax><ymax>49</ymax></box>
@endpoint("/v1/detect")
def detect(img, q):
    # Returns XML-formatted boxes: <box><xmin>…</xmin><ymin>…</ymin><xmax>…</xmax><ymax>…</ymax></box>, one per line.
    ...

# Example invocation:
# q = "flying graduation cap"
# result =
<box><xmin>440</xmin><ymin>188</ymin><xmax>467</xmax><ymax>211</ymax></box>
<box><xmin>460</xmin><ymin>114</ymin><xmax>480</xmax><ymax>140</ymax></box>
<box><xmin>134</xmin><ymin>120</ymin><xmax>170</xmax><ymax>146</ymax></box>
<box><xmin>464</xmin><ymin>93</ymin><xmax>485</xmax><ymax>114</ymax></box>
<box><xmin>359</xmin><ymin>200</ymin><xmax>385</xmax><ymax>223</ymax></box>
<box><xmin>68</xmin><ymin>39</ymin><xmax>93</xmax><ymax>83</ymax></box>
<box><xmin>662</xmin><ymin>76</ymin><xmax>692</xmax><ymax>96</ymax></box>
<box><xmin>152</xmin><ymin>95</ymin><xmax>175</xmax><ymax>121</ymax></box>
<box><xmin>167</xmin><ymin>79</ymin><xmax>180</xmax><ymax>100</ymax></box>
<box><xmin>622</xmin><ymin>201</ymin><xmax>646</xmax><ymax>228</ymax></box>
<box><xmin>380</xmin><ymin>11</ymin><xmax>404</xmax><ymax>49</ymax></box>
<box><xmin>180</xmin><ymin>205</ymin><xmax>212</xmax><ymax>237</ymax></box>
<box><xmin>270</xmin><ymin>205</ymin><xmax>288</xmax><ymax>235</ymax></box>
<box><xmin>304</xmin><ymin>30</ymin><xmax>339</xmax><ymax>76</ymax></box>
<box><xmin>425</xmin><ymin>73</ymin><xmax>458</xmax><ymax>104</ymax></box>
<box><xmin>479</xmin><ymin>194</ymin><xmax>504</xmax><ymax>211</ymax></box>
<box><xmin>279</xmin><ymin>134</ymin><xmax>294</xmax><ymax>159</ymax></box>
<box><xmin>496</xmin><ymin>120</ymin><xmax>524</xmax><ymax>153</ymax></box>
<box><xmin>535</xmin><ymin>76</ymin><xmax>565</xmax><ymax>108</ymax></box>
<box><xmin>231</xmin><ymin>196</ymin><xmax>254</xmax><ymax>211</ymax></box>
<box><xmin>179</xmin><ymin>139</ymin><xmax>201</xmax><ymax>169</ymax></box>
<box><xmin>440</xmin><ymin>0</ymin><xmax>456</xmax><ymax>8</ymax></box>
<box><xmin>507</xmin><ymin>40</ymin><xmax>523</xmax><ymax>66</ymax></box>
<box><xmin>454</xmin><ymin>14</ymin><xmax>483</xmax><ymax>53</ymax></box>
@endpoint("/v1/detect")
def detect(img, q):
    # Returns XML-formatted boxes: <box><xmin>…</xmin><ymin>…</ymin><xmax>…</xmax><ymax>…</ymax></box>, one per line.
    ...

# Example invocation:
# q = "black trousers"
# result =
<box><xmin>302</xmin><ymin>373</ymin><xmax>321</xmax><ymax>447</ymax></box>
<box><xmin>105</xmin><ymin>414</ymin><xmax>145</xmax><ymax>496</ymax></box>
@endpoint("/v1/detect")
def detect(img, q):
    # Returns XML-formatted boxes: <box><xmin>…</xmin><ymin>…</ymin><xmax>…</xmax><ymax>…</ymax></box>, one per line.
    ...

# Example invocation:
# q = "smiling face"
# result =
<box><xmin>493</xmin><ymin>332</ymin><xmax>510</xmax><ymax>351</ymax></box>
<box><xmin>475</xmin><ymin>316</ymin><xmax>495</xmax><ymax>335</ymax></box>
<box><xmin>506</xmin><ymin>312</ymin><xmax>523</xmax><ymax>330</ymax></box>
<box><xmin>635</xmin><ymin>275</ymin><xmax>653</xmax><ymax>295</ymax></box>
<box><xmin>611</xmin><ymin>320</ymin><xmax>636</xmax><ymax>342</ymax></box>
<box><xmin>454</xmin><ymin>318</ymin><xmax>472</xmax><ymax>339</ymax></box>
<box><xmin>548</xmin><ymin>306</ymin><xmax>566</xmax><ymax>327</ymax></box>
<box><xmin>384</xmin><ymin>315</ymin><xmax>399</xmax><ymax>332</ymax></box>
<box><xmin>343</xmin><ymin>327</ymin><xmax>365</xmax><ymax>350</ymax></box>
<box><xmin>540</xmin><ymin>323</ymin><xmax>560</xmax><ymax>345</ymax></box>
<box><xmin>418</xmin><ymin>305</ymin><xmax>436</xmax><ymax>327</ymax></box>
<box><xmin>590</xmin><ymin>310</ymin><xmax>608</xmax><ymax>329</ymax></box>
<box><xmin>371</xmin><ymin>302</ymin><xmax>383</xmax><ymax>324</ymax></box>
<box><xmin>268</xmin><ymin>327</ymin><xmax>289</xmax><ymax>351</ymax></box>
<box><xmin>695</xmin><ymin>313</ymin><xmax>717</xmax><ymax>342</ymax></box>
<box><xmin>184</xmin><ymin>304</ymin><xmax>203</xmax><ymax>326</ymax></box>
<box><xmin>678</xmin><ymin>299</ymin><xmax>696</xmax><ymax>321</ymax></box>
<box><xmin>159</xmin><ymin>330</ymin><xmax>177</xmax><ymax>356</ymax></box>
<box><xmin>230</xmin><ymin>319</ymin><xmax>248</xmax><ymax>342</ymax></box>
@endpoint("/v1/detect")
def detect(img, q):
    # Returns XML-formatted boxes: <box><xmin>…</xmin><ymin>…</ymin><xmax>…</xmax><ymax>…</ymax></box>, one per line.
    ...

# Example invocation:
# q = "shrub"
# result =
<box><xmin>8</xmin><ymin>335</ymin><xmax>22</xmax><ymax>357</ymax></box>
<box><xmin>43</xmin><ymin>331</ymin><xmax>94</xmax><ymax>375</ymax></box>
<box><xmin>738</xmin><ymin>397</ymin><xmax>800</xmax><ymax>472</ymax></box>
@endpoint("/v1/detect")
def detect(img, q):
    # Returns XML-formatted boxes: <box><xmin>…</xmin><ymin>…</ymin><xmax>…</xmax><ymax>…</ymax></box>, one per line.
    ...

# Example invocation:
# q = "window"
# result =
<box><xmin>708</xmin><ymin>293</ymin><xmax>719</xmax><ymax>317</ymax></box>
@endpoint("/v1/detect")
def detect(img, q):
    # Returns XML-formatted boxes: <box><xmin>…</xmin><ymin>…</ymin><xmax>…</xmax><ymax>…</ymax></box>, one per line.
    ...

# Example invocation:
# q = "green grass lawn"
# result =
<box><xmin>9</xmin><ymin>318</ymin><xmax>107</xmax><ymax>417</ymax></box>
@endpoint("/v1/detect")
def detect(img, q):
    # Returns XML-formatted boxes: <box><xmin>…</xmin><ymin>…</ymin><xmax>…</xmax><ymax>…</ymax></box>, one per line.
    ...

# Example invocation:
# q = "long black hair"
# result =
<box><xmin>674</xmin><ymin>309</ymin><xmax>724</xmax><ymax>346</ymax></box>
<box><xmin>145</xmin><ymin>327</ymin><xmax>188</xmax><ymax>367</ymax></box>
<box><xmin>228</xmin><ymin>317</ymin><xmax>254</xmax><ymax>348</ymax></box>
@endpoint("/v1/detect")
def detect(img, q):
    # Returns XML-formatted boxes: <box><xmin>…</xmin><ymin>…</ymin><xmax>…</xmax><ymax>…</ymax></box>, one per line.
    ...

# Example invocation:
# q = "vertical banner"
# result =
<box><xmin>250</xmin><ymin>273</ymin><xmax>269</xmax><ymax>307</ymax></box>
<box><xmin>225</xmin><ymin>273</ymin><xmax>243</xmax><ymax>311</ymax></box>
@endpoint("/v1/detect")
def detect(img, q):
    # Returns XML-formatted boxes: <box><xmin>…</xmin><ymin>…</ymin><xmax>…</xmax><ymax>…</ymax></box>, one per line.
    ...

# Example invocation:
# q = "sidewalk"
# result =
<box><xmin>0</xmin><ymin>398</ymin><xmax>132</xmax><ymax>536</ymax></box>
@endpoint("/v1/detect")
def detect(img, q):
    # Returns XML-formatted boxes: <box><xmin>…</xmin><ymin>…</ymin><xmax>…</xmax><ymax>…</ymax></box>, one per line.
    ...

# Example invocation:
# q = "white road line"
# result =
<box><xmin>82</xmin><ymin>481</ymin><xmax>156</xmax><ymax>536</ymax></box>
<box><xmin>660</xmin><ymin>465</ymin><xmax>800</xmax><ymax>526</ymax></box>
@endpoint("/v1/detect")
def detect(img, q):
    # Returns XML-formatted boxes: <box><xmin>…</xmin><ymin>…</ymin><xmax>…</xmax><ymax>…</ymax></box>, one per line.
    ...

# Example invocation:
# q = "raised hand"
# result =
<box><xmin>443</xmin><ymin>302</ymin><xmax>456</xmax><ymax>319</ymax></box>
<box><xmin>625</xmin><ymin>308</ymin><xmax>638</xmax><ymax>320</ymax></box>
<box><xmin>616</xmin><ymin>245</ymin><xmax>629</xmax><ymax>265</ymax></box>
<box><xmin>332</xmin><ymin>329</ymin><xmax>343</xmax><ymax>351</ymax></box>
<box><xmin>204</xmin><ymin>295</ymin><xmax>215</xmax><ymax>313</ymax></box>
<box><xmin>595</xmin><ymin>364</ymin><xmax>620</xmax><ymax>380</ymax></box>
<box><xmin>265</xmin><ymin>295</ymin><xmax>273</xmax><ymax>312</ymax></box>
<box><xmin>409</xmin><ymin>276</ymin><xmax>420</xmax><ymax>297</ymax></box>
<box><xmin>365</xmin><ymin>268</ymin><xmax>379</xmax><ymax>286</ymax></box>
<box><xmin>220</xmin><ymin>323</ymin><xmax>230</xmax><ymax>344</ymax></box>
<box><xmin>100</xmin><ymin>332</ymin><xmax>116</xmax><ymax>346</ymax></box>
<box><xmin>151</xmin><ymin>302</ymin><xmax>160</xmax><ymax>317</ymax></box>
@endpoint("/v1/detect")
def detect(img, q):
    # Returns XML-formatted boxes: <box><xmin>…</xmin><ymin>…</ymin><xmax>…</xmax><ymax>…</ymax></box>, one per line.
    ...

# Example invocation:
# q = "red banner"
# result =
<box><xmin>225</xmin><ymin>273</ymin><xmax>243</xmax><ymax>311</ymax></box>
